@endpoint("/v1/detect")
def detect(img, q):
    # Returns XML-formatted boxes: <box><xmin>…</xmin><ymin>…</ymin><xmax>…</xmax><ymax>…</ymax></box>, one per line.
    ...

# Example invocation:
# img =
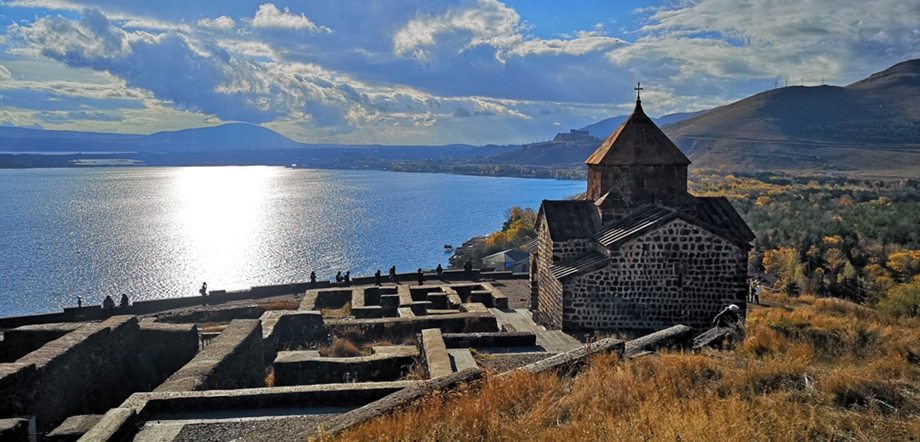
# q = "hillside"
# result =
<box><xmin>663</xmin><ymin>59</ymin><xmax>920</xmax><ymax>174</ymax></box>
<box><xmin>579</xmin><ymin>110</ymin><xmax>704</xmax><ymax>138</ymax></box>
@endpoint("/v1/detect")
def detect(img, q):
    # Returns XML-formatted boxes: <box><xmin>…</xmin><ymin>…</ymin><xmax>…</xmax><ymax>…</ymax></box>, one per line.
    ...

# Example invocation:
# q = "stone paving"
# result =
<box><xmin>488</xmin><ymin>308</ymin><xmax>582</xmax><ymax>353</ymax></box>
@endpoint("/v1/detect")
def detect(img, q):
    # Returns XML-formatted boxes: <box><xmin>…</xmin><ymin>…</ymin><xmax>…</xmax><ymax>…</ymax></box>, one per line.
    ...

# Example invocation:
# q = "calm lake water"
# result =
<box><xmin>0</xmin><ymin>167</ymin><xmax>584</xmax><ymax>317</ymax></box>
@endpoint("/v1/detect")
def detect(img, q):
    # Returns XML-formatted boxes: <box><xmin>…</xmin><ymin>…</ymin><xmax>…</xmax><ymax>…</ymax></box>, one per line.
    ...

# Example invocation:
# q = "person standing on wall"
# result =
<box><xmin>417</xmin><ymin>268</ymin><xmax>424</xmax><ymax>286</ymax></box>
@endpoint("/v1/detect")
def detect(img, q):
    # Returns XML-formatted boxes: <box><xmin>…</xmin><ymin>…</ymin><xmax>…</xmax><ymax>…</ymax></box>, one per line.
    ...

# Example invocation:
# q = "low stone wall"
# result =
<box><xmin>0</xmin><ymin>322</ymin><xmax>83</xmax><ymax>363</ymax></box>
<box><xmin>273</xmin><ymin>346</ymin><xmax>418</xmax><ymax>386</ymax></box>
<box><xmin>155</xmin><ymin>319</ymin><xmax>264</xmax><ymax>392</ymax></box>
<box><xmin>260</xmin><ymin>310</ymin><xmax>325</xmax><ymax>363</ymax></box>
<box><xmin>441</xmin><ymin>332</ymin><xmax>537</xmax><ymax>348</ymax></box>
<box><xmin>135</xmin><ymin>320</ymin><xmax>199</xmax><ymax>390</ymax></box>
<box><xmin>0</xmin><ymin>316</ymin><xmax>167</xmax><ymax>432</ymax></box>
<box><xmin>46</xmin><ymin>414</ymin><xmax>103</xmax><ymax>442</ymax></box>
<box><xmin>326</xmin><ymin>313</ymin><xmax>499</xmax><ymax>342</ymax></box>
<box><xmin>420</xmin><ymin>329</ymin><xmax>452</xmax><ymax>379</ymax></box>
<box><xmin>155</xmin><ymin>306</ymin><xmax>265</xmax><ymax>324</ymax></box>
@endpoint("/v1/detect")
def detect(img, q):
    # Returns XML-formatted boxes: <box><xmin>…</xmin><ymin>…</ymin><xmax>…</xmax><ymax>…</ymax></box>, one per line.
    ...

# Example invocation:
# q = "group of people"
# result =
<box><xmin>748</xmin><ymin>279</ymin><xmax>762</xmax><ymax>305</ymax></box>
<box><xmin>335</xmin><ymin>271</ymin><xmax>351</xmax><ymax>283</ymax></box>
<box><xmin>101</xmin><ymin>293</ymin><xmax>131</xmax><ymax>309</ymax></box>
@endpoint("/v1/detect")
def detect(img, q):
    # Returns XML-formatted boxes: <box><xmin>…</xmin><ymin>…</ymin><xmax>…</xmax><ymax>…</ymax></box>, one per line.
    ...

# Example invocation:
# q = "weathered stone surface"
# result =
<box><xmin>0</xmin><ymin>323</ymin><xmax>83</xmax><ymax>363</ymax></box>
<box><xmin>261</xmin><ymin>310</ymin><xmax>325</xmax><ymax>363</ymax></box>
<box><xmin>459</xmin><ymin>303</ymin><xmax>488</xmax><ymax>313</ymax></box>
<box><xmin>128</xmin><ymin>381</ymin><xmax>415</xmax><ymax>418</ymax></box>
<box><xmin>273</xmin><ymin>346</ymin><xmax>418</xmax><ymax>386</ymax></box>
<box><xmin>76</xmin><ymin>408</ymin><xmax>135</xmax><ymax>442</ymax></box>
<box><xmin>556</xmin><ymin>219</ymin><xmax>747</xmax><ymax>333</ymax></box>
<box><xmin>0</xmin><ymin>418</ymin><xmax>29</xmax><ymax>442</ymax></box>
<box><xmin>155</xmin><ymin>319</ymin><xmax>263</xmax><ymax>392</ymax></box>
<box><xmin>421</xmin><ymin>329</ymin><xmax>452</xmax><ymax>379</ymax></box>
<box><xmin>326</xmin><ymin>313</ymin><xmax>499</xmax><ymax>341</ymax></box>
<box><xmin>46</xmin><ymin>414</ymin><xmax>103</xmax><ymax>442</ymax></box>
<box><xmin>624</xmin><ymin>324</ymin><xmax>694</xmax><ymax>356</ymax></box>
<box><xmin>4</xmin><ymin>316</ymin><xmax>176</xmax><ymax>432</ymax></box>
<box><xmin>692</xmin><ymin>326</ymin><xmax>737</xmax><ymax>350</ymax></box>
<box><xmin>512</xmin><ymin>338</ymin><xmax>624</xmax><ymax>375</ymax></box>
<box><xmin>441</xmin><ymin>332</ymin><xmax>537</xmax><ymax>348</ymax></box>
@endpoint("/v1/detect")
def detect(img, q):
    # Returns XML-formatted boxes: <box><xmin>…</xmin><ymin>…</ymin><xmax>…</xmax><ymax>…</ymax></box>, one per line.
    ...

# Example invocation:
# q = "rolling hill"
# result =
<box><xmin>662</xmin><ymin>59</ymin><xmax>920</xmax><ymax>174</ymax></box>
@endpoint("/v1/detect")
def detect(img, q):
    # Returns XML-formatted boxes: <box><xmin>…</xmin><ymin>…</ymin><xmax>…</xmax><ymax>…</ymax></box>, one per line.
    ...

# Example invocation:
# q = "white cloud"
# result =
<box><xmin>0</xmin><ymin>65</ymin><xmax>11</xmax><ymax>80</ymax></box>
<box><xmin>393</xmin><ymin>0</ymin><xmax>625</xmax><ymax>62</ymax></box>
<box><xmin>613</xmin><ymin>0</ymin><xmax>920</xmax><ymax>82</ymax></box>
<box><xmin>198</xmin><ymin>16</ymin><xmax>235</xmax><ymax>31</ymax></box>
<box><xmin>250</xmin><ymin>3</ymin><xmax>331</xmax><ymax>33</ymax></box>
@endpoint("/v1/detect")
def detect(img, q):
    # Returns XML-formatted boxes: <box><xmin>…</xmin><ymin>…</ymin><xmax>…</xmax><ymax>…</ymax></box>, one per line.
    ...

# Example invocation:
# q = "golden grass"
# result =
<box><xmin>324</xmin><ymin>295</ymin><xmax>920</xmax><ymax>442</ymax></box>
<box><xmin>258</xmin><ymin>298</ymin><xmax>300</xmax><ymax>311</ymax></box>
<box><xmin>322</xmin><ymin>301</ymin><xmax>352</xmax><ymax>318</ymax></box>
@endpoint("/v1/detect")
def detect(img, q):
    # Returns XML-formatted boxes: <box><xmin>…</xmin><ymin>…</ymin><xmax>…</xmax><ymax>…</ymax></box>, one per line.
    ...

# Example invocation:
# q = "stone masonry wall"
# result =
<box><xmin>535</xmin><ymin>214</ymin><xmax>597</xmax><ymax>330</ymax></box>
<box><xmin>0</xmin><ymin>316</ymin><xmax>152</xmax><ymax>432</ymax></box>
<box><xmin>562</xmin><ymin>218</ymin><xmax>747</xmax><ymax>333</ymax></box>
<box><xmin>155</xmin><ymin>319</ymin><xmax>264</xmax><ymax>392</ymax></box>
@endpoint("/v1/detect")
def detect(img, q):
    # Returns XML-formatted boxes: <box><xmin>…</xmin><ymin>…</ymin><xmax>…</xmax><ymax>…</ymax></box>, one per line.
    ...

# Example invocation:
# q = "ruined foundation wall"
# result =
<box><xmin>562</xmin><ymin>219</ymin><xmax>747</xmax><ymax>332</ymax></box>
<box><xmin>155</xmin><ymin>319</ymin><xmax>264</xmax><ymax>392</ymax></box>
<box><xmin>0</xmin><ymin>316</ymin><xmax>160</xmax><ymax>432</ymax></box>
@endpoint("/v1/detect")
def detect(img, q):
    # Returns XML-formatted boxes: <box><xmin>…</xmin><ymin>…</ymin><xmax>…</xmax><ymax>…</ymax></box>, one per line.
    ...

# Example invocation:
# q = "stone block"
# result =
<box><xmin>46</xmin><ymin>414</ymin><xmax>103</xmax><ymax>442</ymax></box>
<box><xmin>421</xmin><ymin>329</ymin><xmax>452</xmax><ymax>379</ymax></box>
<box><xmin>155</xmin><ymin>319</ymin><xmax>264</xmax><ymax>392</ymax></box>
<box><xmin>76</xmin><ymin>408</ymin><xmax>136</xmax><ymax>442</ymax></box>
<box><xmin>0</xmin><ymin>323</ymin><xmax>83</xmax><ymax>363</ymax></box>
<box><xmin>0</xmin><ymin>418</ymin><xmax>30</xmax><ymax>442</ymax></box>
<box><xmin>441</xmin><ymin>332</ymin><xmax>537</xmax><ymax>348</ymax></box>
<box><xmin>273</xmin><ymin>346</ymin><xmax>418</xmax><ymax>386</ymax></box>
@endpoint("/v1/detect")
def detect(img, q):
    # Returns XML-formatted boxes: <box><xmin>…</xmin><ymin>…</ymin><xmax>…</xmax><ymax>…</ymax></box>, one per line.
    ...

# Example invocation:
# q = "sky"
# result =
<box><xmin>0</xmin><ymin>0</ymin><xmax>918</xmax><ymax>145</ymax></box>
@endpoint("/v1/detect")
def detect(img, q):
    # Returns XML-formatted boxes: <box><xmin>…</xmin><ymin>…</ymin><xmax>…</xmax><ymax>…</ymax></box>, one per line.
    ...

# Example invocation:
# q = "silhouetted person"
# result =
<box><xmin>463</xmin><ymin>260</ymin><xmax>473</xmax><ymax>278</ymax></box>
<box><xmin>375</xmin><ymin>269</ymin><xmax>382</xmax><ymax>286</ymax></box>
<box><xmin>336</xmin><ymin>271</ymin><xmax>343</xmax><ymax>283</ymax></box>
<box><xmin>389</xmin><ymin>266</ymin><xmax>397</xmax><ymax>283</ymax></box>
<box><xmin>310</xmin><ymin>271</ymin><xmax>317</xmax><ymax>284</ymax></box>
<box><xmin>102</xmin><ymin>295</ymin><xmax>115</xmax><ymax>309</ymax></box>
<box><xmin>119</xmin><ymin>293</ymin><xmax>129</xmax><ymax>308</ymax></box>
<box><xmin>417</xmin><ymin>268</ymin><xmax>424</xmax><ymax>286</ymax></box>
<box><xmin>713</xmin><ymin>304</ymin><xmax>740</xmax><ymax>327</ymax></box>
<box><xmin>344</xmin><ymin>271</ymin><xmax>351</xmax><ymax>284</ymax></box>
<box><xmin>199</xmin><ymin>282</ymin><xmax>208</xmax><ymax>296</ymax></box>
<box><xmin>77</xmin><ymin>296</ymin><xmax>83</xmax><ymax>308</ymax></box>
<box><xmin>436</xmin><ymin>264</ymin><xmax>443</xmax><ymax>279</ymax></box>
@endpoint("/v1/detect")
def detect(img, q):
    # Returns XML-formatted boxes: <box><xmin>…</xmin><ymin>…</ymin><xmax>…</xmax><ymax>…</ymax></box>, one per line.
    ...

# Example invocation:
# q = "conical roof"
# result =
<box><xmin>585</xmin><ymin>100</ymin><xmax>690</xmax><ymax>166</ymax></box>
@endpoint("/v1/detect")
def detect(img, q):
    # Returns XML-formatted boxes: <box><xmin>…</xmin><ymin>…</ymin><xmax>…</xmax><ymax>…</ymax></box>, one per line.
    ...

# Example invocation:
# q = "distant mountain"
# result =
<box><xmin>134</xmin><ymin>123</ymin><xmax>304</xmax><ymax>152</ymax></box>
<box><xmin>663</xmin><ymin>59</ymin><xmax>920</xmax><ymax>172</ymax></box>
<box><xmin>578</xmin><ymin>110</ymin><xmax>704</xmax><ymax>139</ymax></box>
<box><xmin>0</xmin><ymin>126</ymin><xmax>143</xmax><ymax>152</ymax></box>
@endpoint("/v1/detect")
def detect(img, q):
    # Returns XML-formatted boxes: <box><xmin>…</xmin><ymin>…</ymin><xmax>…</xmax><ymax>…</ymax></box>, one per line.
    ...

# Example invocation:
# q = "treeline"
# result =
<box><xmin>448</xmin><ymin>207</ymin><xmax>537</xmax><ymax>269</ymax></box>
<box><xmin>690</xmin><ymin>170</ymin><xmax>920</xmax><ymax>316</ymax></box>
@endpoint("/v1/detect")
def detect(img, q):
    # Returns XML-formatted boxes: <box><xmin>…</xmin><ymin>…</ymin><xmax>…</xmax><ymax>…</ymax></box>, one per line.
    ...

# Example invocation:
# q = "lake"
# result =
<box><xmin>0</xmin><ymin>167</ymin><xmax>584</xmax><ymax>317</ymax></box>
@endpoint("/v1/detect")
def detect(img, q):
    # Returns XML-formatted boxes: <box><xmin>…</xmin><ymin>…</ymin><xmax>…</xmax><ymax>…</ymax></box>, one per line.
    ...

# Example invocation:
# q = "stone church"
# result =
<box><xmin>530</xmin><ymin>94</ymin><xmax>754</xmax><ymax>334</ymax></box>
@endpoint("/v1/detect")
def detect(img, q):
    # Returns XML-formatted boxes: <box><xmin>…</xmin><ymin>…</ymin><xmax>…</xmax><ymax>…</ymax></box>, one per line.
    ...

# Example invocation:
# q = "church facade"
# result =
<box><xmin>530</xmin><ymin>96</ymin><xmax>754</xmax><ymax>334</ymax></box>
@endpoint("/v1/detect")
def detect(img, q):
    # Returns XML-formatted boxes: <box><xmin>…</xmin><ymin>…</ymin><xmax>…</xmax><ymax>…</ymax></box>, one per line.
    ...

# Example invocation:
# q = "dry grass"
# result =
<box><xmin>317</xmin><ymin>337</ymin><xmax>404</xmax><ymax>358</ymax></box>
<box><xmin>325</xmin><ymin>295</ymin><xmax>920</xmax><ymax>442</ymax></box>
<box><xmin>322</xmin><ymin>301</ymin><xmax>352</xmax><ymax>318</ymax></box>
<box><xmin>258</xmin><ymin>298</ymin><xmax>300</xmax><ymax>311</ymax></box>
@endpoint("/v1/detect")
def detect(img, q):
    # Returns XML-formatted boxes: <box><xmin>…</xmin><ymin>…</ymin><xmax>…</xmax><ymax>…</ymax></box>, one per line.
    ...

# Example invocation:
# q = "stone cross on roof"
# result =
<box><xmin>634</xmin><ymin>82</ymin><xmax>643</xmax><ymax>102</ymax></box>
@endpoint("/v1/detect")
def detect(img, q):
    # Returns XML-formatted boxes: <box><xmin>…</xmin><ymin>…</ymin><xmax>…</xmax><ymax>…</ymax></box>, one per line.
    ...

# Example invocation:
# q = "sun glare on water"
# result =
<box><xmin>169</xmin><ymin>166</ymin><xmax>276</xmax><ymax>291</ymax></box>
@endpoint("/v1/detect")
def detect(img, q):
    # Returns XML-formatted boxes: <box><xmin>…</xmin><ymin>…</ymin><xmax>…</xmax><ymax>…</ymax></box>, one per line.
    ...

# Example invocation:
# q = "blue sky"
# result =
<box><xmin>1</xmin><ymin>0</ymin><xmax>917</xmax><ymax>145</ymax></box>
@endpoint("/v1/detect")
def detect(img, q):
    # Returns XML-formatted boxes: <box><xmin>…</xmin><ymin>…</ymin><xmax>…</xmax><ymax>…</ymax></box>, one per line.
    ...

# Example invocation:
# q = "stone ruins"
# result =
<box><xmin>0</xmin><ymin>96</ymin><xmax>751</xmax><ymax>440</ymax></box>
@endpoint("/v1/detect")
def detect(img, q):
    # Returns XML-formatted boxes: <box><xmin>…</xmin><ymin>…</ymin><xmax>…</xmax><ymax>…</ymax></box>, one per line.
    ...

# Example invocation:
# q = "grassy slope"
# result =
<box><xmin>325</xmin><ymin>293</ymin><xmax>920</xmax><ymax>441</ymax></box>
